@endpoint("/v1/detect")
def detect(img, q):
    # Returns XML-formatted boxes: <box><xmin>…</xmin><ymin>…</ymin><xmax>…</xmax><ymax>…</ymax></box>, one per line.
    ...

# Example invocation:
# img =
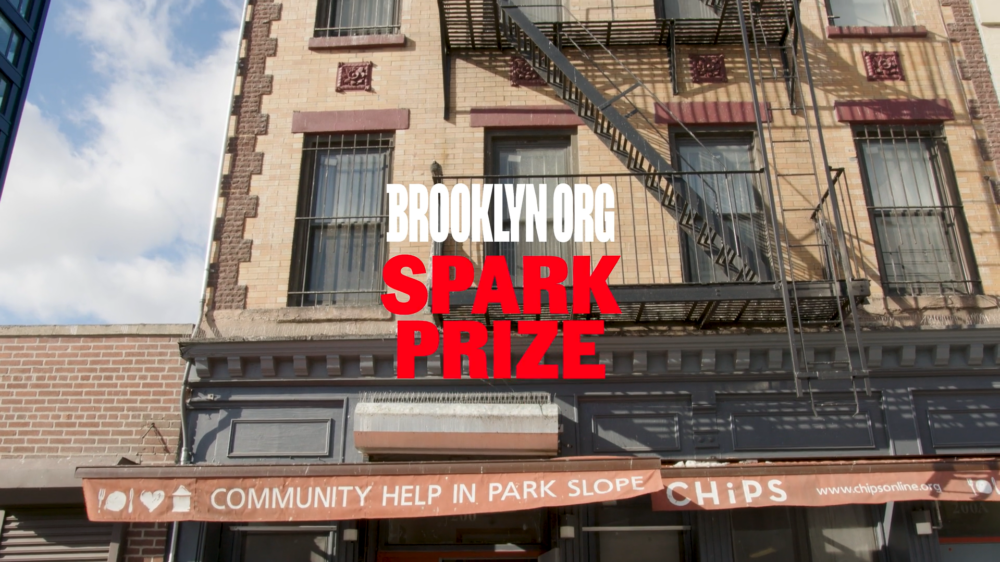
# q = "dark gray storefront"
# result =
<box><xmin>164</xmin><ymin>329</ymin><xmax>1000</xmax><ymax>562</ymax></box>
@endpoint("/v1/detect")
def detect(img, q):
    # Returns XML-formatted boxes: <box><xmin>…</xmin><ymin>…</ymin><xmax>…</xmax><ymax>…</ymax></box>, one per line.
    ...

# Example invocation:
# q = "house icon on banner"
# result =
<box><xmin>172</xmin><ymin>486</ymin><xmax>191</xmax><ymax>513</ymax></box>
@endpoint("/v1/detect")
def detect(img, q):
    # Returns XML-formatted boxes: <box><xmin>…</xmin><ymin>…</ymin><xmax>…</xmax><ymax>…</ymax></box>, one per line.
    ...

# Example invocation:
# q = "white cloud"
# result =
<box><xmin>0</xmin><ymin>0</ymin><xmax>239</xmax><ymax>324</ymax></box>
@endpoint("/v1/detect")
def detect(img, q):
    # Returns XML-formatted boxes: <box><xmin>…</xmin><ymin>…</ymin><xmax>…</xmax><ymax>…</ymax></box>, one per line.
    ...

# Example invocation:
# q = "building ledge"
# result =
<box><xmin>308</xmin><ymin>34</ymin><xmax>406</xmax><ymax>50</ymax></box>
<box><xmin>826</xmin><ymin>25</ymin><xmax>929</xmax><ymax>39</ymax></box>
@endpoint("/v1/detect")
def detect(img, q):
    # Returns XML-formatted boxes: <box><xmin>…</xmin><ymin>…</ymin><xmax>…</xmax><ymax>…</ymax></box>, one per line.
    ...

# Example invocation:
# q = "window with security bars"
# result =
<box><xmin>674</xmin><ymin>136</ymin><xmax>774</xmax><ymax>284</ymax></box>
<box><xmin>288</xmin><ymin>133</ymin><xmax>392</xmax><ymax>307</ymax></box>
<box><xmin>854</xmin><ymin>126</ymin><xmax>979</xmax><ymax>296</ymax></box>
<box><xmin>314</xmin><ymin>0</ymin><xmax>400</xmax><ymax>37</ymax></box>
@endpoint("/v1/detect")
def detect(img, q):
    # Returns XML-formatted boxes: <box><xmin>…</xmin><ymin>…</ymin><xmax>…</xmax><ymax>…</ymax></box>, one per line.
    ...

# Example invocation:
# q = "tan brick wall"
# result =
<box><xmin>205</xmin><ymin>0</ymin><xmax>1000</xmax><ymax>335</ymax></box>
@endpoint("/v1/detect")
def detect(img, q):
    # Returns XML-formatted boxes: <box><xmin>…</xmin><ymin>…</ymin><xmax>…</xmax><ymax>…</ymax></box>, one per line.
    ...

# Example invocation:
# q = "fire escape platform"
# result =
<box><xmin>439</xmin><ymin>1</ymin><xmax>795</xmax><ymax>50</ymax></box>
<box><xmin>439</xmin><ymin>280</ymin><xmax>871</xmax><ymax>327</ymax></box>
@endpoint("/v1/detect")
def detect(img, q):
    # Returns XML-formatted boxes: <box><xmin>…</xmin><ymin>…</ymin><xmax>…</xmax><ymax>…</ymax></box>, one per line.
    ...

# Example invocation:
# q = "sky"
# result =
<box><xmin>0</xmin><ymin>0</ymin><xmax>241</xmax><ymax>325</ymax></box>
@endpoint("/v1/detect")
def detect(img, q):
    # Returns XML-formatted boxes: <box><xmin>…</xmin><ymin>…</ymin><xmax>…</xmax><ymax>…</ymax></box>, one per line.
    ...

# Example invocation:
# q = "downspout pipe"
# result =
<box><xmin>167</xmin><ymin>1</ymin><xmax>250</xmax><ymax>560</ymax></box>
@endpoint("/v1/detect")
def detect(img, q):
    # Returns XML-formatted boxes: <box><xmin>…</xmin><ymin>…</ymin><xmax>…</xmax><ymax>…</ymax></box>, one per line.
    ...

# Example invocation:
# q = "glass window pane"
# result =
<box><xmin>491</xmin><ymin>138</ymin><xmax>573</xmax><ymax>287</ymax></box>
<box><xmin>242</xmin><ymin>533</ymin><xmax>330</xmax><ymax>562</ymax></box>
<box><xmin>599</xmin><ymin>531</ymin><xmax>682</xmax><ymax>562</ymax></box>
<box><xmin>829</xmin><ymin>0</ymin><xmax>895</xmax><ymax>26</ymax></box>
<box><xmin>5</xmin><ymin>0</ymin><xmax>31</xmax><ymax>18</ymax></box>
<box><xmin>732</xmin><ymin>507</ymin><xmax>798</xmax><ymax>562</ymax></box>
<box><xmin>517</xmin><ymin>0</ymin><xmax>563</xmax><ymax>23</ymax></box>
<box><xmin>805</xmin><ymin>505</ymin><xmax>879</xmax><ymax>562</ymax></box>
<box><xmin>382</xmin><ymin>510</ymin><xmax>544</xmax><ymax>545</ymax></box>
<box><xmin>676</xmin><ymin>138</ymin><xmax>773</xmax><ymax>283</ymax></box>
<box><xmin>663</xmin><ymin>0</ymin><xmax>723</xmax><ymax>19</ymax></box>
<box><xmin>939</xmin><ymin>502</ymin><xmax>1000</xmax><ymax>538</ymax></box>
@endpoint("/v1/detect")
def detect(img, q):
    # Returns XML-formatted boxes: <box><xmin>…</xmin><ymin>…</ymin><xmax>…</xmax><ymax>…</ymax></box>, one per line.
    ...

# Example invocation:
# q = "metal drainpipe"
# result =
<box><xmin>166</xmin><ymin>0</ymin><xmax>251</xmax><ymax>560</ymax></box>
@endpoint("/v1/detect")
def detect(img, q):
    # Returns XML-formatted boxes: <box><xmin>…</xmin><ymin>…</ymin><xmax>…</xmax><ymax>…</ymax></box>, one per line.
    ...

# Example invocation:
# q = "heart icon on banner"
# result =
<box><xmin>139</xmin><ymin>491</ymin><xmax>165</xmax><ymax>511</ymax></box>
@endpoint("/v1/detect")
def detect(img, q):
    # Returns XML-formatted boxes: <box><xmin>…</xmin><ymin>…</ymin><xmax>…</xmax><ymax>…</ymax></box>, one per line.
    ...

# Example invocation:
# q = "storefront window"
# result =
<box><xmin>593</xmin><ymin>496</ymin><xmax>688</xmax><ymax>562</ymax></box>
<box><xmin>805</xmin><ymin>505</ymin><xmax>879</xmax><ymax>562</ymax></box>
<box><xmin>732</xmin><ymin>506</ymin><xmax>878</xmax><ymax>562</ymax></box>
<box><xmin>939</xmin><ymin>501</ymin><xmax>1000</xmax><ymax>561</ymax></box>
<box><xmin>382</xmin><ymin>510</ymin><xmax>544</xmax><ymax>546</ymax></box>
<box><xmin>732</xmin><ymin>507</ymin><xmax>800</xmax><ymax>562</ymax></box>
<box><xmin>242</xmin><ymin>532</ymin><xmax>333</xmax><ymax>562</ymax></box>
<box><xmin>939</xmin><ymin>501</ymin><xmax>1000</xmax><ymax>538</ymax></box>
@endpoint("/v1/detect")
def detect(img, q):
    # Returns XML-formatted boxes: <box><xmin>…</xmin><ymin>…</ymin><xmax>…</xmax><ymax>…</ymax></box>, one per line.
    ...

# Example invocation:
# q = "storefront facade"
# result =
<box><xmin>72</xmin><ymin>328</ymin><xmax>1000</xmax><ymax>562</ymax></box>
<box><xmin>96</xmin><ymin>0</ymin><xmax>1000</xmax><ymax>559</ymax></box>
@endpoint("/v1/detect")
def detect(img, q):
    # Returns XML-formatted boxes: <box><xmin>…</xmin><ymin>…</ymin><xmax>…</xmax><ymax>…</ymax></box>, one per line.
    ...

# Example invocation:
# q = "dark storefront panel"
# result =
<box><xmin>914</xmin><ymin>392</ymin><xmax>1000</xmax><ymax>454</ymax></box>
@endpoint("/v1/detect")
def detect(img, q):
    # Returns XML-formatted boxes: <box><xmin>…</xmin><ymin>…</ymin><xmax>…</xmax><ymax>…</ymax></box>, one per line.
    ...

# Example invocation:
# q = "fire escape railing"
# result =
<box><xmin>429</xmin><ymin>172</ymin><xmax>869</xmax><ymax>328</ymax></box>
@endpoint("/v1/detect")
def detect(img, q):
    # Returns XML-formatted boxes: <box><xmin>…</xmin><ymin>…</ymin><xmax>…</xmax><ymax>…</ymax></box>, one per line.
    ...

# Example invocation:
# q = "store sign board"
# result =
<box><xmin>652</xmin><ymin>471</ymin><xmax>1000</xmax><ymax>511</ymax></box>
<box><xmin>82</xmin><ymin>469</ymin><xmax>663</xmax><ymax>522</ymax></box>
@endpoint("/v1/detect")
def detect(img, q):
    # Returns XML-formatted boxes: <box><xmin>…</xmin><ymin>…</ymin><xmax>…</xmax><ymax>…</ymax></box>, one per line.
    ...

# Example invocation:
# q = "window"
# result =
<box><xmin>381</xmin><ymin>510</ymin><xmax>544</xmax><ymax>546</ymax></box>
<box><xmin>314</xmin><ymin>0</ymin><xmax>400</xmax><ymax>37</ymax></box>
<box><xmin>5</xmin><ymin>0</ymin><xmax>31</xmax><ymax>19</ymax></box>
<box><xmin>593</xmin><ymin>496</ymin><xmax>688</xmax><ymax>562</ymax></box>
<box><xmin>288</xmin><ymin>133</ymin><xmax>392</xmax><ymax>307</ymax></box>
<box><xmin>855</xmin><ymin>126</ymin><xmax>979</xmax><ymax>296</ymax></box>
<box><xmin>0</xmin><ymin>74</ymin><xmax>8</xmax><ymax>111</ymax></box>
<box><xmin>224</xmin><ymin>525</ymin><xmax>336</xmax><ymax>562</ymax></box>
<box><xmin>517</xmin><ymin>0</ymin><xmax>563</xmax><ymax>23</ymax></box>
<box><xmin>731</xmin><ymin>506</ymin><xmax>879</xmax><ymax>562</ymax></box>
<box><xmin>827</xmin><ymin>0</ymin><xmax>907</xmax><ymax>27</ymax></box>
<box><xmin>0</xmin><ymin>12</ymin><xmax>21</xmax><ymax>66</ymax></box>
<box><xmin>674</xmin><ymin>136</ymin><xmax>773</xmax><ymax>283</ymax></box>
<box><xmin>243</xmin><ymin>532</ymin><xmax>333</xmax><ymax>562</ymax></box>
<box><xmin>660</xmin><ymin>0</ymin><xmax>724</xmax><ymax>19</ymax></box>
<box><xmin>488</xmin><ymin>134</ymin><xmax>574</xmax><ymax>287</ymax></box>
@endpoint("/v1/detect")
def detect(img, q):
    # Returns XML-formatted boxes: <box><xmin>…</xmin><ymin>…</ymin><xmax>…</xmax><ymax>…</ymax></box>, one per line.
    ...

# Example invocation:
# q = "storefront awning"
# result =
<box><xmin>653</xmin><ymin>457</ymin><xmax>1000</xmax><ymax>511</ymax></box>
<box><xmin>76</xmin><ymin>458</ymin><xmax>663</xmax><ymax>523</ymax></box>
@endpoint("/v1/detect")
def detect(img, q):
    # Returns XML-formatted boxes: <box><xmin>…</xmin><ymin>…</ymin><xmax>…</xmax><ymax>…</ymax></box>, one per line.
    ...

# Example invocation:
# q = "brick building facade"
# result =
<box><xmin>70</xmin><ymin>1</ymin><xmax>1000</xmax><ymax>561</ymax></box>
<box><xmin>0</xmin><ymin>324</ymin><xmax>191</xmax><ymax>562</ymax></box>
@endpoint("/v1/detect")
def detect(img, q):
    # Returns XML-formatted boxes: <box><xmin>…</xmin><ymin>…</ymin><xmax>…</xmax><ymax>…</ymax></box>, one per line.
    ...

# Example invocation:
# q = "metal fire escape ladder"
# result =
<box><xmin>739</xmin><ymin>0</ymin><xmax>869</xmax><ymax>408</ymax></box>
<box><xmin>496</xmin><ymin>0</ymin><xmax>758</xmax><ymax>282</ymax></box>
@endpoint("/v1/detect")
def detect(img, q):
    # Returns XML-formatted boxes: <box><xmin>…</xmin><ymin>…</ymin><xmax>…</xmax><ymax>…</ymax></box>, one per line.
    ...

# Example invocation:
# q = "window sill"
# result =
<box><xmin>826</xmin><ymin>25</ymin><xmax>929</xmax><ymax>39</ymax></box>
<box><xmin>308</xmin><ymin>34</ymin><xmax>406</xmax><ymax>51</ymax></box>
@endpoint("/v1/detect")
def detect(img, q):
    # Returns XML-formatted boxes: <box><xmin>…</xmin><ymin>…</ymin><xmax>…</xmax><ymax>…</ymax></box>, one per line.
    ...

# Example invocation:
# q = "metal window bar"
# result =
<box><xmin>315</xmin><ymin>0</ymin><xmax>402</xmax><ymax>37</ymax></box>
<box><xmin>288</xmin><ymin>133</ymin><xmax>393</xmax><ymax>307</ymax></box>
<box><xmin>854</xmin><ymin>126</ymin><xmax>979</xmax><ymax>297</ymax></box>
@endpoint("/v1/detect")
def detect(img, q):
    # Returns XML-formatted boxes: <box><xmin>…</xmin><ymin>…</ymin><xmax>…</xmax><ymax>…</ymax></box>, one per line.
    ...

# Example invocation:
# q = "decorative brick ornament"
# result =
<box><xmin>510</xmin><ymin>56</ymin><xmax>545</xmax><ymax>87</ymax></box>
<box><xmin>337</xmin><ymin>62</ymin><xmax>374</xmax><ymax>92</ymax></box>
<box><xmin>863</xmin><ymin>51</ymin><xmax>904</xmax><ymax>81</ymax></box>
<box><xmin>690</xmin><ymin>54</ymin><xmax>727</xmax><ymax>83</ymax></box>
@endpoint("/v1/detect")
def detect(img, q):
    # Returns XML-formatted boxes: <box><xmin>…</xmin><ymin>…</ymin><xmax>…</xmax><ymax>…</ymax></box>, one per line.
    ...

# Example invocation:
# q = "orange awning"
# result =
<box><xmin>76</xmin><ymin>458</ymin><xmax>662</xmax><ymax>523</ymax></box>
<box><xmin>653</xmin><ymin>457</ymin><xmax>1000</xmax><ymax>511</ymax></box>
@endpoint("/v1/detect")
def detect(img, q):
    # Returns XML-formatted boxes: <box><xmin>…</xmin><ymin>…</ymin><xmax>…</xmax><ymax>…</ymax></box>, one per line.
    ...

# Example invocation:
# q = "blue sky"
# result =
<box><xmin>0</xmin><ymin>0</ymin><xmax>241</xmax><ymax>324</ymax></box>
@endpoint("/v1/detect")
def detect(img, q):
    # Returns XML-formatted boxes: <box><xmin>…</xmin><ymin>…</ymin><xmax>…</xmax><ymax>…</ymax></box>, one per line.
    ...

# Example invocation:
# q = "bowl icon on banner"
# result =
<box><xmin>104</xmin><ymin>491</ymin><xmax>128</xmax><ymax>512</ymax></box>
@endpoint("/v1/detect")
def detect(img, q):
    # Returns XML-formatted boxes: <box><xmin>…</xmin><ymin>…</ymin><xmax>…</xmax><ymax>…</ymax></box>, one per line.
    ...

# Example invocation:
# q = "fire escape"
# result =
<box><xmin>434</xmin><ymin>0</ymin><xmax>871</xmax><ymax>398</ymax></box>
